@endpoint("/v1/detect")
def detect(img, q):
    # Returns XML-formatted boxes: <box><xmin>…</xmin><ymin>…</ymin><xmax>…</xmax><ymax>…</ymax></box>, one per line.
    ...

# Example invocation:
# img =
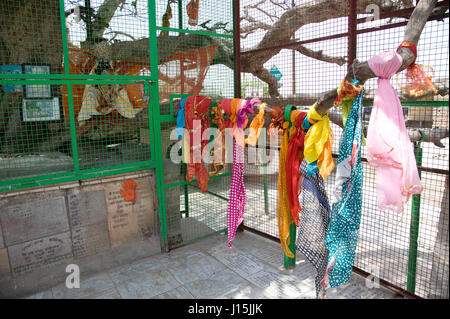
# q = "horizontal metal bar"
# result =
<box><xmin>156</xmin><ymin>26</ymin><xmax>233</xmax><ymax>38</ymax></box>
<box><xmin>0</xmin><ymin>74</ymin><xmax>153</xmax><ymax>80</ymax></box>
<box><xmin>188</xmin><ymin>183</ymin><xmax>229</xmax><ymax>201</ymax></box>
<box><xmin>168</xmin><ymin>227</ymin><xmax>228</xmax><ymax>250</ymax></box>
<box><xmin>0</xmin><ymin>162</ymin><xmax>156</xmax><ymax>193</ymax></box>
<box><xmin>243</xmin><ymin>225</ymin><xmax>280</xmax><ymax>242</ymax></box>
<box><xmin>352</xmin><ymin>266</ymin><xmax>421</xmax><ymax>299</ymax></box>
<box><xmin>241</xmin><ymin>11</ymin><xmax>448</xmax><ymax>56</ymax></box>
<box><xmin>0</xmin><ymin>79</ymin><xmax>153</xmax><ymax>85</ymax></box>
<box><xmin>164</xmin><ymin>172</ymin><xmax>232</xmax><ymax>188</ymax></box>
<box><xmin>356</xmin><ymin>0</ymin><xmax>449</xmax><ymax>24</ymax></box>
<box><xmin>330</xmin><ymin>153</ymin><xmax>449</xmax><ymax>175</ymax></box>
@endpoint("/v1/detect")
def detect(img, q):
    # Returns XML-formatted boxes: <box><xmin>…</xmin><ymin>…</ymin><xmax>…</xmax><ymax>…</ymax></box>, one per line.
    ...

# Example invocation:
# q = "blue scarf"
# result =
<box><xmin>322</xmin><ymin>88</ymin><xmax>364</xmax><ymax>289</ymax></box>
<box><xmin>175</xmin><ymin>97</ymin><xmax>187</xmax><ymax>139</ymax></box>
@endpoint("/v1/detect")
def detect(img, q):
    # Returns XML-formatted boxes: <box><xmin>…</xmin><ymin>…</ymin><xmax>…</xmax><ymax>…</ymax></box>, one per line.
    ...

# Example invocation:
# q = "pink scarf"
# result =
<box><xmin>367</xmin><ymin>51</ymin><xmax>423</xmax><ymax>213</ymax></box>
<box><xmin>226</xmin><ymin>99</ymin><xmax>256</xmax><ymax>248</ymax></box>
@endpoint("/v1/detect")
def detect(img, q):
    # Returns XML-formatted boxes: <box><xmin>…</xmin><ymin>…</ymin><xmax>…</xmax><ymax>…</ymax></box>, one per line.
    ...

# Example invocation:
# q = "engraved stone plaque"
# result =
<box><xmin>247</xmin><ymin>270</ymin><xmax>303</xmax><ymax>298</ymax></box>
<box><xmin>105</xmin><ymin>176</ymin><xmax>156</xmax><ymax>248</ymax></box>
<box><xmin>68</xmin><ymin>190</ymin><xmax>107</xmax><ymax>228</ymax></box>
<box><xmin>7</xmin><ymin>232</ymin><xmax>73</xmax><ymax>277</ymax></box>
<box><xmin>72</xmin><ymin>222</ymin><xmax>110</xmax><ymax>259</ymax></box>
<box><xmin>215</xmin><ymin>252</ymin><xmax>264</xmax><ymax>277</ymax></box>
<box><xmin>1</xmin><ymin>197</ymin><xmax>69</xmax><ymax>246</ymax></box>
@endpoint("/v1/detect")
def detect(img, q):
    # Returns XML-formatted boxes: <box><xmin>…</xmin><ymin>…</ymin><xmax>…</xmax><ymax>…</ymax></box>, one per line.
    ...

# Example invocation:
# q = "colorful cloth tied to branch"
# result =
<box><xmin>334</xmin><ymin>78</ymin><xmax>363</xmax><ymax>126</ymax></box>
<box><xmin>186</xmin><ymin>0</ymin><xmax>200</xmax><ymax>26</ymax></box>
<box><xmin>396</xmin><ymin>41</ymin><xmax>438</xmax><ymax>98</ymax></box>
<box><xmin>226</xmin><ymin>99</ymin><xmax>257</xmax><ymax>249</ymax></box>
<box><xmin>245</xmin><ymin>101</ymin><xmax>265</xmax><ymax>146</ymax></box>
<box><xmin>184</xmin><ymin>95</ymin><xmax>212</xmax><ymax>193</ymax></box>
<box><xmin>304</xmin><ymin>104</ymin><xmax>334</xmax><ymax>181</ymax></box>
<box><xmin>286</xmin><ymin>110</ymin><xmax>308</xmax><ymax>227</ymax></box>
<box><xmin>277</xmin><ymin>114</ymin><xmax>294</xmax><ymax>258</ymax></box>
<box><xmin>366</xmin><ymin>50</ymin><xmax>423</xmax><ymax>213</ymax></box>
<box><xmin>322</xmin><ymin>88</ymin><xmax>364</xmax><ymax>290</ymax></box>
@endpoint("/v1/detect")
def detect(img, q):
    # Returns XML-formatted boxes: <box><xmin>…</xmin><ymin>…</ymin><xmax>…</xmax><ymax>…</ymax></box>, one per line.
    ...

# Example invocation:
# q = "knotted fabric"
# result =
<box><xmin>304</xmin><ymin>104</ymin><xmax>335</xmax><ymax>180</ymax></box>
<box><xmin>366</xmin><ymin>51</ymin><xmax>423</xmax><ymax>213</ymax></box>
<box><xmin>226</xmin><ymin>99</ymin><xmax>255</xmax><ymax>249</ymax></box>
<box><xmin>322</xmin><ymin>89</ymin><xmax>364</xmax><ymax>290</ymax></box>
<box><xmin>245</xmin><ymin>102</ymin><xmax>266</xmax><ymax>146</ymax></box>
<box><xmin>286</xmin><ymin>110</ymin><xmax>308</xmax><ymax>227</ymax></box>
<box><xmin>211</xmin><ymin>101</ymin><xmax>227</xmax><ymax>175</ymax></box>
<box><xmin>268</xmin><ymin>106</ymin><xmax>284</xmax><ymax>136</ymax></box>
<box><xmin>334</xmin><ymin>78</ymin><xmax>363</xmax><ymax>127</ymax></box>
<box><xmin>397</xmin><ymin>41</ymin><xmax>438</xmax><ymax>98</ymax></box>
<box><xmin>184</xmin><ymin>95</ymin><xmax>211</xmax><ymax>193</ymax></box>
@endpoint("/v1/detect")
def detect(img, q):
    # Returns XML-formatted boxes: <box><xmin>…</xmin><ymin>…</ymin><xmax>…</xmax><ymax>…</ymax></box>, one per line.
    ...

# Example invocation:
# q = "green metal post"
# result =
<box><xmin>182</xmin><ymin>163</ymin><xmax>189</xmax><ymax>218</ymax></box>
<box><xmin>284</xmin><ymin>222</ymin><xmax>297</xmax><ymax>268</ymax></box>
<box><xmin>59</xmin><ymin>0</ymin><xmax>80</xmax><ymax>172</ymax></box>
<box><xmin>178</xmin><ymin>0</ymin><xmax>183</xmax><ymax>29</ymax></box>
<box><xmin>407</xmin><ymin>141</ymin><xmax>423</xmax><ymax>293</ymax></box>
<box><xmin>283</xmin><ymin>105</ymin><xmax>297</xmax><ymax>269</ymax></box>
<box><xmin>261</xmin><ymin>133</ymin><xmax>269</xmax><ymax>215</ymax></box>
<box><xmin>148</xmin><ymin>0</ymin><xmax>169</xmax><ymax>252</ymax></box>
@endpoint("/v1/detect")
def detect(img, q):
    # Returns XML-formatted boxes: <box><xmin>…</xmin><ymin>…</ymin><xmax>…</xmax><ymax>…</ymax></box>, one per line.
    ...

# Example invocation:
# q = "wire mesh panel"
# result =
<box><xmin>156</xmin><ymin>0</ymin><xmax>235</xmax><ymax>249</ymax></box>
<box><xmin>0</xmin><ymin>0</ymin><xmax>156</xmax><ymax>191</ymax></box>
<box><xmin>239</xmin><ymin>0</ymin><xmax>449</xmax><ymax>299</ymax></box>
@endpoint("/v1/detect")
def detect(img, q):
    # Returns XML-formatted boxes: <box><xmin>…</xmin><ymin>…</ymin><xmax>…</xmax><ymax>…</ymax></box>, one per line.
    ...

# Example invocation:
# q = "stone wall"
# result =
<box><xmin>0</xmin><ymin>170</ymin><xmax>161</xmax><ymax>298</ymax></box>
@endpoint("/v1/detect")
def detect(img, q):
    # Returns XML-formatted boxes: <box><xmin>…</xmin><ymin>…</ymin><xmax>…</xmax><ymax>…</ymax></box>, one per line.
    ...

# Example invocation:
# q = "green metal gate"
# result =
<box><xmin>0</xmin><ymin>0</ymin><xmax>236</xmax><ymax>252</ymax></box>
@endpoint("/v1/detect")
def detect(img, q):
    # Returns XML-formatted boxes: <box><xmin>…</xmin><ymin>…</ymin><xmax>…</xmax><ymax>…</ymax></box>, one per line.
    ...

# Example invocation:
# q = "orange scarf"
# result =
<box><xmin>245</xmin><ymin>103</ymin><xmax>267</xmax><ymax>146</ymax></box>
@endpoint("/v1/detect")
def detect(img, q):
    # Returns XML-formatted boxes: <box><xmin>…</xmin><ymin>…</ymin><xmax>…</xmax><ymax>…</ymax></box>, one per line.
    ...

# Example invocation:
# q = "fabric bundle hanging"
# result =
<box><xmin>396</xmin><ymin>41</ymin><xmax>438</xmax><ymax>98</ymax></box>
<box><xmin>175</xmin><ymin>97</ymin><xmax>187</xmax><ymax>139</ymax></box>
<box><xmin>303</xmin><ymin>104</ymin><xmax>335</xmax><ymax>181</ymax></box>
<box><xmin>210</xmin><ymin>101</ymin><xmax>227</xmax><ymax>175</ymax></box>
<box><xmin>285</xmin><ymin>110</ymin><xmax>308</xmax><ymax>227</ymax></box>
<box><xmin>245</xmin><ymin>102</ymin><xmax>266</xmax><ymax>146</ymax></box>
<box><xmin>186</xmin><ymin>0</ymin><xmax>200</xmax><ymax>26</ymax></box>
<box><xmin>366</xmin><ymin>50</ymin><xmax>423</xmax><ymax>213</ymax></box>
<box><xmin>334</xmin><ymin>78</ymin><xmax>363</xmax><ymax>126</ymax></box>
<box><xmin>322</xmin><ymin>88</ymin><xmax>364</xmax><ymax>290</ymax></box>
<box><xmin>226</xmin><ymin>99</ymin><xmax>255</xmax><ymax>248</ymax></box>
<box><xmin>295</xmin><ymin>159</ymin><xmax>331</xmax><ymax>297</ymax></box>
<box><xmin>184</xmin><ymin>94</ymin><xmax>212</xmax><ymax>193</ymax></box>
<box><xmin>275</xmin><ymin>105</ymin><xmax>296</xmax><ymax>258</ymax></box>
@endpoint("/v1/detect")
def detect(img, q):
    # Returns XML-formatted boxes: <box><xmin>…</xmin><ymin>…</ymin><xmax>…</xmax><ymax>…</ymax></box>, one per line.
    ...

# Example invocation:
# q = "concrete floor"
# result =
<box><xmin>24</xmin><ymin>231</ymin><xmax>404</xmax><ymax>299</ymax></box>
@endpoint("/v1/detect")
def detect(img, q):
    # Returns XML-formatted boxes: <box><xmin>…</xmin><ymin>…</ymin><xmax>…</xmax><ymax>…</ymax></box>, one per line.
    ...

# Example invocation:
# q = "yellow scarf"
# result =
<box><xmin>304</xmin><ymin>104</ymin><xmax>335</xmax><ymax>180</ymax></box>
<box><xmin>277</xmin><ymin>118</ymin><xmax>294</xmax><ymax>258</ymax></box>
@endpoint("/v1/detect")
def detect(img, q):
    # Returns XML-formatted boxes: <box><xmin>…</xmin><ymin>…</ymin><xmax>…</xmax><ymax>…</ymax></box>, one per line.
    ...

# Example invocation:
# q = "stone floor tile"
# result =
<box><xmin>52</xmin><ymin>273</ymin><xmax>117</xmax><ymax>299</ymax></box>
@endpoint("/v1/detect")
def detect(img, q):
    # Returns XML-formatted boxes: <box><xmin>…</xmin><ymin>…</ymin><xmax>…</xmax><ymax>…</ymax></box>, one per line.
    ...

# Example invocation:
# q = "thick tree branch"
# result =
<box><xmin>328</xmin><ymin>110</ymin><xmax>449</xmax><ymax>148</ymax></box>
<box><xmin>92</xmin><ymin>0</ymin><xmax>127</xmax><ymax>38</ymax></box>
<box><xmin>315</xmin><ymin>0</ymin><xmax>439</xmax><ymax>116</ymax></box>
<box><xmin>293</xmin><ymin>44</ymin><xmax>346</xmax><ymax>66</ymax></box>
